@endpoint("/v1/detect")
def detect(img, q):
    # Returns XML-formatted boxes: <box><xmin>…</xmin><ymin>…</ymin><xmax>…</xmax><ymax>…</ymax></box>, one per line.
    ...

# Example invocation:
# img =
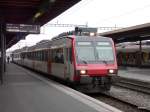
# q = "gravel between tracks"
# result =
<box><xmin>94</xmin><ymin>95</ymin><xmax>144</xmax><ymax>112</ymax></box>
<box><xmin>108</xmin><ymin>86</ymin><xmax>150</xmax><ymax>111</ymax></box>
<box><xmin>92</xmin><ymin>86</ymin><xmax>150</xmax><ymax>112</ymax></box>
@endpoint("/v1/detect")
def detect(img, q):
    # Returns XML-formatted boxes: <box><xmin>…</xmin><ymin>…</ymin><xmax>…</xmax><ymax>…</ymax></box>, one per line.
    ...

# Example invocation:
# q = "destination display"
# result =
<box><xmin>6</xmin><ymin>24</ymin><xmax>40</xmax><ymax>34</ymax></box>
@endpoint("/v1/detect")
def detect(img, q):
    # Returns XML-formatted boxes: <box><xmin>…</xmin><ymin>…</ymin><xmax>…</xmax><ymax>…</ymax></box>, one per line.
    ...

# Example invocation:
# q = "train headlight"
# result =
<box><xmin>80</xmin><ymin>70</ymin><xmax>86</xmax><ymax>75</ymax></box>
<box><xmin>90</xmin><ymin>32</ymin><xmax>95</xmax><ymax>36</ymax></box>
<box><xmin>108</xmin><ymin>69</ymin><xmax>118</xmax><ymax>76</ymax></box>
<box><xmin>109</xmin><ymin>69</ymin><xmax>114</xmax><ymax>74</ymax></box>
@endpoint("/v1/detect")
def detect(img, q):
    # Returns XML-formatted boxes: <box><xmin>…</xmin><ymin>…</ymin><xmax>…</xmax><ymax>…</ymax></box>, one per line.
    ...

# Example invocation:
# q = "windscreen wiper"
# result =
<box><xmin>80</xmin><ymin>59</ymin><xmax>87</xmax><ymax>64</ymax></box>
<box><xmin>102</xmin><ymin>60</ymin><xmax>108</xmax><ymax>65</ymax></box>
<box><xmin>77</xmin><ymin>55</ymin><xmax>88</xmax><ymax>64</ymax></box>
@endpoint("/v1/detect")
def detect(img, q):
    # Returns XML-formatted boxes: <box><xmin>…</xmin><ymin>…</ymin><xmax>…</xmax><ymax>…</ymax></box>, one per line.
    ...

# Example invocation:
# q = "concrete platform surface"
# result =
<box><xmin>0</xmin><ymin>63</ymin><xmax>122</xmax><ymax>112</ymax></box>
<box><xmin>118</xmin><ymin>67</ymin><xmax>150</xmax><ymax>82</ymax></box>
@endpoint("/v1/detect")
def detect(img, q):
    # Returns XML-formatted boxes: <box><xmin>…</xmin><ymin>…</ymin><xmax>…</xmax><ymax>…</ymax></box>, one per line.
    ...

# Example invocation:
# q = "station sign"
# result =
<box><xmin>6</xmin><ymin>24</ymin><xmax>40</xmax><ymax>34</ymax></box>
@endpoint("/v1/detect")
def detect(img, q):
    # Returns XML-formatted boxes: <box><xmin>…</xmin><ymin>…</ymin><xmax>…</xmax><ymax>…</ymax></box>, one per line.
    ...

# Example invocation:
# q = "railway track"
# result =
<box><xmin>113</xmin><ymin>77</ymin><xmax>150</xmax><ymax>94</ymax></box>
<box><xmin>89</xmin><ymin>77</ymin><xmax>150</xmax><ymax>112</ymax></box>
<box><xmin>90</xmin><ymin>92</ymin><xmax>149</xmax><ymax>112</ymax></box>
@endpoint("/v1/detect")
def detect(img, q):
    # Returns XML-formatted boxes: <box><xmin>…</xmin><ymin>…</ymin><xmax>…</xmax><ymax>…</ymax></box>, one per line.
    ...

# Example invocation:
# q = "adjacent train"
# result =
<box><xmin>12</xmin><ymin>28</ymin><xmax>118</xmax><ymax>92</ymax></box>
<box><xmin>117</xmin><ymin>44</ymin><xmax>150</xmax><ymax>67</ymax></box>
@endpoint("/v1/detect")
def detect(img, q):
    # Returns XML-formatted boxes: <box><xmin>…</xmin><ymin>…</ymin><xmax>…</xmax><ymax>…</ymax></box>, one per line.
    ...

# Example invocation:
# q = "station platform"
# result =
<box><xmin>0</xmin><ymin>63</ymin><xmax>121</xmax><ymax>112</ymax></box>
<box><xmin>118</xmin><ymin>67</ymin><xmax>150</xmax><ymax>82</ymax></box>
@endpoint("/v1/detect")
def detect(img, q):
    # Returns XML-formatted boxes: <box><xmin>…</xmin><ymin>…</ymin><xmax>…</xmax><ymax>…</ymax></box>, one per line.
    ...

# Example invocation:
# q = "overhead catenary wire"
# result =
<box><xmin>97</xmin><ymin>3</ymin><xmax>150</xmax><ymax>25</ymax></box>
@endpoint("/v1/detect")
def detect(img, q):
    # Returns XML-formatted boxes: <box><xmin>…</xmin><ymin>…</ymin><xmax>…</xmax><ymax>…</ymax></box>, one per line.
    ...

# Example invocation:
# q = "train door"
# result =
<box><xmin>64</xmin><ymin>47</ymin><xmax>72</xmax><ymax>80</ymax></box>
<box><xmin>47</xmin><ymin>49</ymin><xmax>52</xmax><ymax>74</ymax></box>
<box><xmin>63</xmin><ymin>38</ymin><xmax>74</xmax><ymax>81</ymax></box>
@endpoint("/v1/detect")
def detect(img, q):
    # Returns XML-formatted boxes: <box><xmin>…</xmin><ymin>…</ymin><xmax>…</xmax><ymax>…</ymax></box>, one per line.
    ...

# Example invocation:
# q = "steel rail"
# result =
<box><xmin>113</xmin><ymin>77</ymin><xmax>150</xmax><ymax>94</ymax></box>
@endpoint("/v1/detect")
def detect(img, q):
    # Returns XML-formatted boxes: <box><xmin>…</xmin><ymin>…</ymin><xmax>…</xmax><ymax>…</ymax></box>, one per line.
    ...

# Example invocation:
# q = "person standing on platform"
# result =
<box><xmin>7</xmin><ymin>56</ymin><xmax>10</xmax><ymax>64</ymax></box>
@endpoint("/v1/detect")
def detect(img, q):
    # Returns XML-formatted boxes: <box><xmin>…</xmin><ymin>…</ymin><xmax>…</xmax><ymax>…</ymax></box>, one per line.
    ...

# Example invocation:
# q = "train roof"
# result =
<box><xmin>12</xmin><ymin>46</ymin><xmax>28</xmax><ymax>54</ymax></box>
<box><xmin>116</xmin><ymin>40</ymin><xmax>150</xmax><ymax>47</ymax></box>
<box><xmin>12</xmin><ymin>39</ymin><xmax>51</xmax><ymax>53</ymax></box>
<box><xmin>12</xmin><ymin>49</ymin><xmax>22</xmax><ymax>54</ymax></box>
<box><xmin>27</xmin><ymin>40</ymin><xmax>51</xmax><ymax>52</ymax></box>
<box><xmin>117</xmin><ymin>45</ymin><xmax>150</xmax><ymax>52</ymax></box>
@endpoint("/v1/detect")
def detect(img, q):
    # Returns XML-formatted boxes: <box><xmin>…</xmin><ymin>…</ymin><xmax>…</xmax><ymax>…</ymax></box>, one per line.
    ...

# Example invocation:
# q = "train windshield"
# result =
<box><xmin>95</xmin><ymin>42</ymin><xmax>114</xmax><ymax>62</ymax></box>
<box><xmin>76</xmin><ymin>41</ymin><xmax>114</xmax><ymax>64</ymax></box>
<box><xmin>76</xmin><ymin>42</ymin><xmax>95</xmax><ymax>63</ymax></box>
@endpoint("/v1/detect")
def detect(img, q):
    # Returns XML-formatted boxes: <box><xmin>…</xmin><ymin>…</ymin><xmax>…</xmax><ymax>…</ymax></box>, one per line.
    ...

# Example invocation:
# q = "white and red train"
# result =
<box><xmin>117</xmin><ymin>43</ymin><xmax>150</xmax><ymax>67</ymax></box>
<box><xmin>12</xmin><ymin>28</ymin><xmax>118</xmax><ymax>92</ymax></box>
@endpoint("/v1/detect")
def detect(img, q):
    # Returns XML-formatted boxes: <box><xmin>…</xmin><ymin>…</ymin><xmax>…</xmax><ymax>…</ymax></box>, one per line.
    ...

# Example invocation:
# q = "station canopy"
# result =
<box><xmin>0</xmin><ymin>0</ymin><xmax>81</xmax><ymax>48</ymax></box>
<box><xmin>100</xmin><ymin>23</ymin><xmax>150</xmax><ymax>43</ymax></box>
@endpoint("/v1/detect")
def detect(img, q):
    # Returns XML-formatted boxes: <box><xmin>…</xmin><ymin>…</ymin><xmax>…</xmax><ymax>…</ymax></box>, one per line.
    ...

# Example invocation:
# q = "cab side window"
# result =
<box><xmin>52</xmin><ymin>48</ymin><xmax>64</xmax><ymax>64</ymax></box>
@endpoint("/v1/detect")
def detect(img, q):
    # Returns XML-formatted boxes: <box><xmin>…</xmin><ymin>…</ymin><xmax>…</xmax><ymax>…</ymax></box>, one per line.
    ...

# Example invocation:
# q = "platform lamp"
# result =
<box><xmin>32</xmin><ymin>0</ymin><xmax>56</xmax><ymax>22</ymax></box>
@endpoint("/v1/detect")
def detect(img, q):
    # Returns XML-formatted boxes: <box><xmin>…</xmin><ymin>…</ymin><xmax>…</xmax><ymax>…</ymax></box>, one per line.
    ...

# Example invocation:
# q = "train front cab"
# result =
<box><xmin>72</xmin><ymin>36</ymin><xmax>118</xmax><ymax>92</ymax></box>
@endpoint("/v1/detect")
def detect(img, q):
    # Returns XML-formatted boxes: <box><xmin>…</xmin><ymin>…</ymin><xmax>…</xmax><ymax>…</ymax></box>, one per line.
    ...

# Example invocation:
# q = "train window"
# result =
<box><xmin>33</xmin><ymin>52</ymin><xmax>34</xmax><ymax>60</ymax></box>
<box><xmin>96</xmin><ymin>42</ymin><xmax>114</xmax><ymax>62</ymax></box>
<box><xmin>43</xmin><ymin>51</ymin><xmax>44</xmax><ymax>61</ymax></box>
<box><xmin>44</xmin><ymin>50</ymin><xmax>48</xmax><ymax>61</ymax></box>
<box><xmin>39</xmin><ymin>51</ymin><xmax>40</xmax><ymax>60</ymax></box>
<box><xmin>41</xmin><ymin>51</ymin><xmax>42</xmax><ymax>61</ymax></box>
<box><xmin>48</xmin><ymin>50</ymin><xmax>51</xmax><ymax>61</ymax></box>
<box><xmin>27</xmin><ymin>52</ymin><xmax>29</xmax><ymax>59</ymax></box>
<box><xmin>96</xmin><ymin>47</ymin><xmax>114</xmax><ymax>61</ymax></box>
<box><xmin>35</xmin><ymin>52</ymin><xmax>36</xmax><ymax>60</ymax></box>
<box><xmin>22</xmin><ymin>53</ymin><xmax>24</xmax><ymax>59</ymax></box>
<box><xmin>76</xmin><ymin>46</ymin><xmax>95</xmax><ymax>62</ymax></box>
<box><xmin>40</xmin><ymin>51</ymin><xmax>43</xmax><ymax>61</ymax></box>
<box><xmin>76</xmin><ymin>42</ymin><xmax>94</xmax><ymax>61</ymax></box>
<box><xmin>30</xmin><ymin>52</ymin><xmax>32</xmax><ymax>60</ymax></box>
<box><xmin>42</xmin><ymin>51</ymin><xmax>44</xmax><ymax>61</ymax></box>
<box><xmin>51</xmin><ymin>49</ymin><xmax>55</xmax><ymax>62</ymax></box>
<box><xmin>52</xmin><ymin>48</ymin><xmax>64</xmax><ymax>63</ymax></box>
<box><xmin>31</xmin><ymin>52</ymin><xmax>33</xmax><ymax>60</ymax></box>
<box><xmin>45</xmin><ymin>51</ymin><xmax>48</xmax><ymax>61</ymax></box>
<box><xmin>41</xmin><ymin>51</ymin><xmax>43</xmax><ymax>61</ymax></box>
<box><xmin>31</xmin><ymin>52</ymin><xmax>32</xmax><ymax>60</ymax></box>
<box><xmin>36</xmin><ymin>52</ymin><xmax>37</xmax><ymax>60</ymax></box>
<box><xmin>32</xmin><ymin>52</ymin><xmax>34</xmax><ymax>60</ymax></box>
<box><xmin>66</xmin><ymin>48</ymin><xmax>72</xmax><ymax>63</ymax></box>
<box><xmin>43</xmin><ymin>50</ymin><xmax>46</xmax><ymax>61</ymax></box>
<box><xmin>27</xmin><ymin>52</ymin><xmax>30</xmax><ymax>59</ymax></box>
<box><xmin>30</xmin><ymin>52</ymin><xmax>32</xmax><ymax>59</ymax></box>
<box><xmin>32</xmin><ymin>52</ymin><xmax>33</xmax><ymax>60</ymax></box>
<box><xmin>37</xmin><ymin>51</ymin><xmax>39</xmax><ymax>60</ymax></box>
<box><xmin>38</xmin><ymin>51</ymin><xmax>40</xmax><ymax>60</ymax></box>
